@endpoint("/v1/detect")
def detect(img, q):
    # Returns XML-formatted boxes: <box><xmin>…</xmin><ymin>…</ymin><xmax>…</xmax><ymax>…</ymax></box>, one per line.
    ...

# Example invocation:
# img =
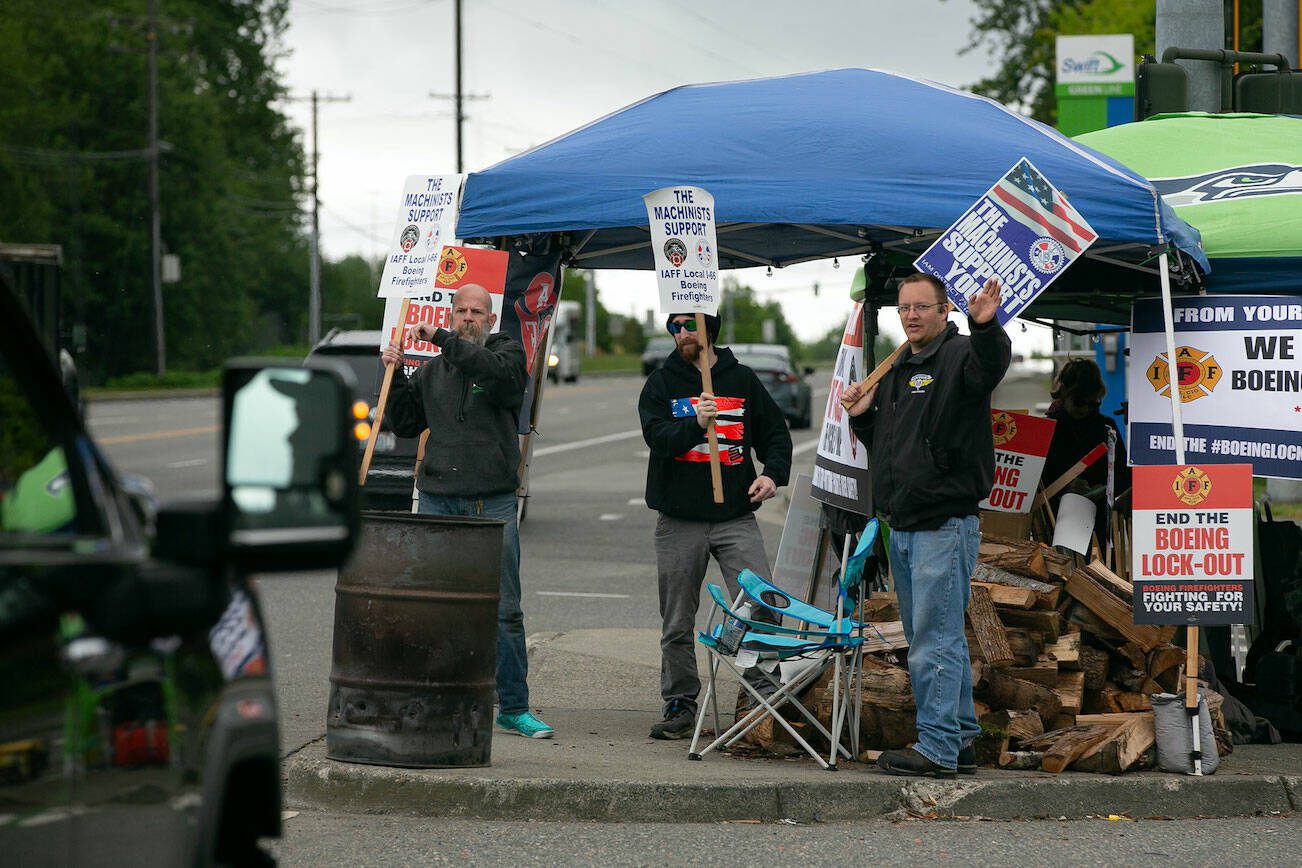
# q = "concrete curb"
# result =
<box><xmin>285</xmin><ymin>748</ymin><xmax>1300</xmax><ymax>823</ymax></box>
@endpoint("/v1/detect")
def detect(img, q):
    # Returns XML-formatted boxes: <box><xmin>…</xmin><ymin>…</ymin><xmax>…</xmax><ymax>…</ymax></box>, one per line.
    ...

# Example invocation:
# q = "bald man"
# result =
<box><xmin>382</xmin><ymin>284</ymin><xmax>553</xmax><ymax>739</ymax></box>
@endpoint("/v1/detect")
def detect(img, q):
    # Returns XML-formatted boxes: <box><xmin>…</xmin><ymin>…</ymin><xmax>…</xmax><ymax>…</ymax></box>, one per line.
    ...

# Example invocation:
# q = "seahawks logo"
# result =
<box><xmin>1153</xmin><ymin>163</ymin><xmax>1302</xmax><ymax>207</ymax></box>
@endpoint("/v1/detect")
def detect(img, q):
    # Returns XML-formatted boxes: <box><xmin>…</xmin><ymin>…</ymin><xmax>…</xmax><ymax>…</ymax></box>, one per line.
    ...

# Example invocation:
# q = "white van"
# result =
<box><xmin>547</xmin><ymin>300</ymin><xmax>581</xmax><ymax>383</ymax></box>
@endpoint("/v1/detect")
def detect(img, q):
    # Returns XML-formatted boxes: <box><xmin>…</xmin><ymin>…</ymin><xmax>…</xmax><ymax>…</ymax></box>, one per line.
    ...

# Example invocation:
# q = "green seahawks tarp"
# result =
<box><xmin>1077</xmin><ymin>113</ymin><xmax>1302</xmax><ymax>293</ymax></box>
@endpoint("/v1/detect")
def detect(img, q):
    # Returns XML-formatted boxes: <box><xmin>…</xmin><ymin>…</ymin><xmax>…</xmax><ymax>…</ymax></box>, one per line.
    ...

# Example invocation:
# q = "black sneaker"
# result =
<box><xmin>877</xmin><ymin>747</ymin><xmax>956</xmax><ymax>779</ymax></box>
<box><xmin>650</xmin><ymin>703</ymin><xmax>695</xmax><ymax>740</ymax></box>
<box><xmin>958</xmin><ymin>744</ymin><xmax>977</xmax><ymax>775</ymax></box>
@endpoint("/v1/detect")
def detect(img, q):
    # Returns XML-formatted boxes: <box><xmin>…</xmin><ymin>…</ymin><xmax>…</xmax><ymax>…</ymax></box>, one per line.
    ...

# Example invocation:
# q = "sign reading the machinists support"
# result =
<box><xmin>979</xmin><ymin>410</ymin><xmax>1057</xmax><ymax>513</ymax></box>
<box><xmin>913</xmin><ymin>158</ymin><xmax>1098</xmax><ymax>326</ymax></box>
<box><xmin>376</xmin><ymin>174</ymin><xmax>463</xmax><ymax>298</ymax></box>
<box><xmin>643</xmin><ymin>186</ymin><xmax>720</xmax><ymax>316</ymax></box>
<box><xmin>811</xmin><ymin>304</ymin><xmax>871</xmax><ymax>514</ymax></box>
<box><xmin>1129</xmin><ymin>295</ymin><xmax>1302</xmax><ymax>480</ymax></box>
<box><xmin>1131</xmin><ymin>463</ymin><xmax>1254</xmax><ymax>626</ymax></box>
<box><xmin>378</xmin><ymin>245</ymin><xmax>507</xmax><ymax>373</ymax></box>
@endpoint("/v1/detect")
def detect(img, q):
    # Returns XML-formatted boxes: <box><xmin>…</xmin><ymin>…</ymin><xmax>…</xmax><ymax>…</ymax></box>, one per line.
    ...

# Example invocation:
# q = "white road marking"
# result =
<box><xmin>537</xmin><ymin>591</ymin><xmax>630</xmax><ymax>599</ymax></box>
<box><xmin>167</xmin><ymin>458</ymin><xmax>208</xmax><ymax>469</ymax></box>
<box><xmin>532</xmin><ymin>428</ymin><xmax>642</xmax><ymax>457</ymax></box>
<box><xmin>599</xmin><ymin>513</ymin><xmax>623</xmax><ymax>521</ymax></box>
<box><xmin>627</xmin><ymin>497</ymin><xmax>645</xmax><ymax>506</ymax></box>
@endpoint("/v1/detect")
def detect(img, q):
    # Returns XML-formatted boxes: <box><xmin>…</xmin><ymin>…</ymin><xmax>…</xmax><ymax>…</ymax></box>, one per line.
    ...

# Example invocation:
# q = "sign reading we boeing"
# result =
<box><xmin>913</xmin><ymin>158</ymin><xmax>1098</xmax><ymax>325</ymax></box>
<box><xmin>1055</xmin><ymin>34</ymin><xmax>1135</xmax><ymax>97</ymax></box>
<box><xmin>1128</xmin><ymin>296</ymin><xmax>1302</xmax><ymax>481</ymax></box>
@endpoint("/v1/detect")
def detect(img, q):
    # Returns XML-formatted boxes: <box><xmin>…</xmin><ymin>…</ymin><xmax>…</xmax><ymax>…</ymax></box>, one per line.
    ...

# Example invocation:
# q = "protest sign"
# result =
<box><xmin>914</xmin><ymin>158</ymin><xmax>1098</xmax><ymax>325</ymax></box>
<box><xmin>378</xmin><ymin>245</ymin><xmax>508</xmax><ymax>373</ymax></box>
<box><xmin>643</xmin><ymin>186</ymin><xmax>720</xmax><ymax>316</ymax></box>
<box><xmin>812</xmin><ymin>304</ymin><xmax>870</xmax><ymax>514</ymax></box>
<box><xmin>979</xmin><ymin>410</ymin><xmax>1057</xmax><ymax>513</ymax></box>
<box><xmin>1131</xmin><ymin>463</ymin><xmax>1254</xmax><ymax>625</ymax></box>
<box><xmin>1129</xmin><ymin>295</ymin><xmax>1302</xmax><ymax>480</ymax></box>
<box><xmin>376</xmin><ymin>174</ymin><xmax>463</xmax><ymax>298</ymax></box>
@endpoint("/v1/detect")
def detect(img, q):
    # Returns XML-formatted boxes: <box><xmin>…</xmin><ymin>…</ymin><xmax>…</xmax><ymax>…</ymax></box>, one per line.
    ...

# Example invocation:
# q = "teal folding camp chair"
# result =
<box><xmin>687</xmin><ymin>519</ymin><xmax>883</xmax><ymax>770</ymax></box>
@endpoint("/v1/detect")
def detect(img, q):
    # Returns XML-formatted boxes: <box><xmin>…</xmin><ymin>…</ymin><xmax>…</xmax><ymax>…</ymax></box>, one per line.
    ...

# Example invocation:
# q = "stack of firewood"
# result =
<box><xmin>761</xmin><ymin>535</ymin><xmax>1235</xmax><ymax>773</ymax></box>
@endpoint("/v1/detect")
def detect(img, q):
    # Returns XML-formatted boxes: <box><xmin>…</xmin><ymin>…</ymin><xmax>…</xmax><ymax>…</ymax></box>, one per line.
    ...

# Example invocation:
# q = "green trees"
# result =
<box><xmin>0</xmin><ymin>0</ymin><xmax>307</xmax><ymax>381</ymax></box>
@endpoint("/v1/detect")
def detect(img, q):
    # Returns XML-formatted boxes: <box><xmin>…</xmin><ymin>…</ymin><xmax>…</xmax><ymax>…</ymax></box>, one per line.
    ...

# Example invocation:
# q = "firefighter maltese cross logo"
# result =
<box><xmin>664</xmin><ymin>238</ymin><xmax>687</xmax><ymax>268</ymax></box>
<box><xmin>1172</xmin><ymin>466</ymin><xmax>1212</xmax><ymax>506</ymax></box>
<box><xmin>436</xmin><ymin>247</ymin><xmax>468</xmax><ymax>286</ymax></box>
<box><xmin>1145</xmin><ymin>345</ymin><xmax>1222</xmax><ymax>403</ymax></box>
<box><xmin>399</xmin><ymin>224</ymin><xmax>420</xmax><ymax>253</ymax></box>
<box><xmin>991</xmin><ymin>411</ymin><xmax>1017</xmax><ymax>447</ymax></box>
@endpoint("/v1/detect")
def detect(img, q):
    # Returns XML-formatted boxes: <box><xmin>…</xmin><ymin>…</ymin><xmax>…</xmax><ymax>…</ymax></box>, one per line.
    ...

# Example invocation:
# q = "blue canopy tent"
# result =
<box><xmin>458</xmin><ymin>68</ymin><xmax>1209</xmax><ymax>324</ymax></box>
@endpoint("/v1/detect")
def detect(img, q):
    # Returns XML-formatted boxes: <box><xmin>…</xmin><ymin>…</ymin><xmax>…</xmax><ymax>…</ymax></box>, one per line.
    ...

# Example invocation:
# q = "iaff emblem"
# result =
<box><xmin>991</xmin><ymin>411</ymin><xmax>1017</xmax><ymax>447</ymax></box>
<box><xmin>1146</xmin><ymin>345</ymin><xmax>1222</xmax><ymax>403</ymax></box>
<box><xmin>664</xmin><ymin>238</ymin><xmax>687</xmax><ymax>267</ymax></box>
<box><xmin>436</xmin><ymin>247</ymin><xmax>468</xmax><ymax>286</ymax></box>
<box><xmin>1172</xmin><ymin>466</ymin><xmax>1212</xmax><ymax>506</ymax></box>
<box><xmin>399</xmin><ymin>224</ymin><xmax>420</xmax><ymax>253</ymax></box>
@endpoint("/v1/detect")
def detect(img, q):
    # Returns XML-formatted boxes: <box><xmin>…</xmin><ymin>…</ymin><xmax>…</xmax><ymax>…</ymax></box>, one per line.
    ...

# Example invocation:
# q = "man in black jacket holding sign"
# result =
<box><xmin>843</xmin><ymin>273</ymin><xmax>1010</xmax><ymax>777</ymax></box>
<box><xmin>638</xmin><ymin>311</ymin><xmax>793</xmax><ymax>740</ymax></box>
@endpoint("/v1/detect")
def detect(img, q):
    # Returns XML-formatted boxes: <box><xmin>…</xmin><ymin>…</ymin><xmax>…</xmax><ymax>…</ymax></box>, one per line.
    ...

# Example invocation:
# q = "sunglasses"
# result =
<box><xmin>667</xmin><ymin>320</ymin><xmax>699</xmax><ymax>334</ymax></box>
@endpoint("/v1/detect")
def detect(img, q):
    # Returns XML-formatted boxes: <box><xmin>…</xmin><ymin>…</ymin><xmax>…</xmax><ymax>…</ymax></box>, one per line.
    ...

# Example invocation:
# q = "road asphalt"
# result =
<box><xmin>285</xmin><ymin>627</ymin><xmax>1301</xmax><ymax>823</ymax></box>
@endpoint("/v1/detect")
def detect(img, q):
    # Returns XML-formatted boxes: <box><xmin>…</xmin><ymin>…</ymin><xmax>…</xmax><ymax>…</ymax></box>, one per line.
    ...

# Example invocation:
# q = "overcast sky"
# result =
<box><xmin>277</xmin><ymin>0</ymin><xmax>1055</xmax><ymax>347</ymax></box>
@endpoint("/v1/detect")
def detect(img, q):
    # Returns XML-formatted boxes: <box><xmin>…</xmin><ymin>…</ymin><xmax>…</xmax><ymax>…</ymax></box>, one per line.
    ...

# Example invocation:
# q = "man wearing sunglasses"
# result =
<box><xmin>638</xmin><ymin>311</ymin><xmax>793</xmax><ymax>740</ymax></box>
<box><xmin>842</xmin><ymin>273</ymin><xmax>1011</xmax><ymax>778</ymax></box>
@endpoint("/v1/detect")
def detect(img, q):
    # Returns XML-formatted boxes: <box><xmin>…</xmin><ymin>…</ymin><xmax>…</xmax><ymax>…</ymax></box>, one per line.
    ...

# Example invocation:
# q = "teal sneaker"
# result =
<box><xmin>496</xmin><ymin>710</ymin><xmax>554</xmax><ymax>739</ymax></box>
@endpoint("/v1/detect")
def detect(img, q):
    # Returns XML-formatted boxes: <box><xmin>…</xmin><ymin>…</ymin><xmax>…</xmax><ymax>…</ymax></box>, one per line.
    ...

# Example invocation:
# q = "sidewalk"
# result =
<box><xmin>283</xmin><ymin>627</ymin><xmax>1302</xmax><ymax>822</ymax></box>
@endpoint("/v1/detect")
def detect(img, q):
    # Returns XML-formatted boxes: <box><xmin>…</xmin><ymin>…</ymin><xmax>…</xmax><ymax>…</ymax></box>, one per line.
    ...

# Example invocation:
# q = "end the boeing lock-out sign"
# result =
<box><xmin>644</xmin><ymin>186</ymin><xmax>720</xmax><ymax>316</ymax></box>
<box><xmin>914</xmin><ymin>158</ymin><xmax>1098</xmax><ymax>323</ymax></box>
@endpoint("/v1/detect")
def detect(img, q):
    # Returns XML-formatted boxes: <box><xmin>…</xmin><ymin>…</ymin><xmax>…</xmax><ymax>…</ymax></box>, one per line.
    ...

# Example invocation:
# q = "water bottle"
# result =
<box><xmin>717</xmin><ymin>603</ymin><xmax>752</xmax><ymax>655</ymax></box>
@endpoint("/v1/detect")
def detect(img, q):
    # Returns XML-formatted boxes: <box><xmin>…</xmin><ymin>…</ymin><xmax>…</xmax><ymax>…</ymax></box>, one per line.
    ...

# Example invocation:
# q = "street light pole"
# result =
<box><xmin>147</xmin><ymin>0</ymin><xmax>165</xmax><ymax>374</ymax></box>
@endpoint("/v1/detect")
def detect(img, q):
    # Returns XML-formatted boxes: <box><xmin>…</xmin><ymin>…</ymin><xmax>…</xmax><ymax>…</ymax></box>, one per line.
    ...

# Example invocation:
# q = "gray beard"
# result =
<box><xmin>458</xmin><ymin>326</ymin><xmax>487</xmax><ymax>347</ymax></box>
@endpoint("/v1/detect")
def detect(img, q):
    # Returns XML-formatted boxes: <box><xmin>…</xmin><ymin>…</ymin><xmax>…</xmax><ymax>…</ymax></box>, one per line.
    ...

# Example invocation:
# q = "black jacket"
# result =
<box><xmin>639</xmin><ymin>346</ymin><xmax>793</xmax><ymax>523</ymax></box>
<box><xmin>384</xmin><ymin>331</ymin><xmax>526</xmax><ymax>497</ymax></box>
<box><xmin>850</xmin><ymin>319</ymin><xmax>1011</xmax><ymax>530</ymax></box>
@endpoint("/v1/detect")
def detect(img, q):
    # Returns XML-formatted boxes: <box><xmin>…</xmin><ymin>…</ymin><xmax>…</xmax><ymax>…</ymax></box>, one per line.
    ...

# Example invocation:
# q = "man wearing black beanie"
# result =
<box><xmin>638</xmin><ymin>311</ymin><xmax>792</xmax><ymax>739</ymax></box>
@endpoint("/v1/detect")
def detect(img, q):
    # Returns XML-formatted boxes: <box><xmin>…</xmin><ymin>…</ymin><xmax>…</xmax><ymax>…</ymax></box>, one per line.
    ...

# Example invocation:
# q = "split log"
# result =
<box><xmin>972</xmin><ymin>660</ymin><xmax>1062</xmax><ymax>720</ymax></box>
<box><xmin>1083</xmin><ymin>559</ymin><xmax>1134</xmax><ymax>601</ymax></box>
<box><xmin>1049</xmin><ymin>712</ymin><xmax>1078</xmax><ymax>731</ymax></box>
<box><xmin>1045</xmin><ymin>631</ymin><xmax>1081</xmax><ymax>670</ymax></box>
<box><xmin>972</xmin><ymin>562</ymin><xmax>1058</xmax><ymax>594</ymax></box>
<box><xmin>1146</xmin><ymin>644</ymin><xmax>1185</xmax><ymax>694</ymax></box>
<box><xmin>1064</xmin><ymin>568</ymin><xmax>1176</xmax><ymax>652</ymax></box>
<box><xmin>980</xmin><ymin>709</ymin><xmax>1044</xmax><ymax>744</ymax></box>
<box><xmin>1079</xmin><ymin>645</ymin><xmax>1110</xmax><ymax>691</ymax></box>
<box><xmin>1006</xmin><ymin>660</ymin><xmax>1060</xmax><ymax>688</ymax></box>
<box><xmin>972</xmin><ymin>580</ymin><xmax>1037</xmax><ymax>609</ymax></box>
<box><xmin>859</xmin><ymin>591</ymin><xmax>899</xmax><ymax>622</ymax></box>
<box><xmin>1054</xmin><ymin>671</ymin><xmax>1086</xmax><ymax>716</ymax></box>
<box><xmin>1072</xmin><ymin>713</ymin><xmax>1155</xmax><ymax>774</ymax></box>
<box><xmin>1003</xmin><ymin>628</ymin><xmax>1041</xmax><ymax>666</ymax></box>
<box><xmin>996</xmin><ymin>607</ymin><xmax>1061</xmax><ymax>643</ymax></box>
<box><xmin>1039</xmin><ymin>724</ymin><xmax>1117</xmax><ymax>773</ymax></box>
<box><xmin>966</xmin><ymin>584</ymin><xmax>1014</xmax><ymax>667</ymax></box>
<box><xmin>998</xmin><ymin>750</ymin><xmax>1043</xmax><ymax>770</ymax></box>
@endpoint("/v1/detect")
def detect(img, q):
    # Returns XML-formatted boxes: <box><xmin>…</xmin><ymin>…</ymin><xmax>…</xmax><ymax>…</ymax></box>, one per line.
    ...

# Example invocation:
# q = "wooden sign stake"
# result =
<box><xmin>695</xmin><ymin>312</ymin><xmax>724</xmax><ymax>504</ymax></box>
<box><xmin>840</xmin><ymin>341</ymin><xmax>906</xmax><ymax>410</ymax></box>
<box><xmin>359</xmin><ymin>297</ymin><xmax>411</xmax><ymax>486</ymax></box>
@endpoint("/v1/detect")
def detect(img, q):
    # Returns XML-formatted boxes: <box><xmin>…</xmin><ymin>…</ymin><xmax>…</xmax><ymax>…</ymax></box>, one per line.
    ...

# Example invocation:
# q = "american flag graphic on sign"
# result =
<box><xmin>990</xmin><ymin>158</ymin><xmax>1098</xmax><ymax>254</ymax></box>
<box><xmin>670</xmin><ymin>396</ymin><xmax>747</xmax><ymax>465</ymax></box>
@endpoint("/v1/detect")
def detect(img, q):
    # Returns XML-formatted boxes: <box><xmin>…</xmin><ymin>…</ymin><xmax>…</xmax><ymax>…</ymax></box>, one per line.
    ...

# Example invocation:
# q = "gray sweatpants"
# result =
<box><xmin>654</xmin><ymin>511</ymin><xmax>775</xmax><ymax>716</ymax></box>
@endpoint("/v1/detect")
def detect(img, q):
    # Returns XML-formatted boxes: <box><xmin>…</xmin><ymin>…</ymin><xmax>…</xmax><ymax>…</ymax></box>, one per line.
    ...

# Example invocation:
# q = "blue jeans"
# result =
<box><xmin>418</xmin><ymin>491</ymin><xmax>529</xmax><ymax>714</ymax></box>
<box><xmin>888</xmin><ymin>515</ymin><xmax>982</xmax><ymax>769</ymax></box>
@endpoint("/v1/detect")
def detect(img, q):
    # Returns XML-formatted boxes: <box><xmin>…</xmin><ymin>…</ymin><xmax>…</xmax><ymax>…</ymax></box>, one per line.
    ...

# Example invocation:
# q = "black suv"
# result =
<box><xmin>0</xmin><ymin>275</ymin><xmax>359</xmax><ymax>864</ymax></box>
<box><xmin>308</xmin><ymin>330</ymin><xmax>422</xmax><ymax>512</ymax></box>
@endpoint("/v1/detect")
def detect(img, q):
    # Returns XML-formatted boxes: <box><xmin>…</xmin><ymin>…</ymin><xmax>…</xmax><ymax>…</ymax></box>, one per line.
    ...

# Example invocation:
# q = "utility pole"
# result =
<box><xmin>148</xmin><ymin>0</ymin><xmax>164</xmax><ymax>374</ymax></box>
<box><xmin>430</xmin><ymin>0</ymin><xmax>488</xmax><ymax>172</ymax></box>
<box><xmin>291</xmin><ymin>91</ymin><xmax>350</xmax><ymax>346</ymax></box>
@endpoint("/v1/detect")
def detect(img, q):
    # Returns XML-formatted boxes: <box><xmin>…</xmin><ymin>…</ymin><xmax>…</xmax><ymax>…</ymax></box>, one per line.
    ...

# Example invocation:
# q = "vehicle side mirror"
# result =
<box><xmin>222</xmin><ymin>359</ymin><xmax>360</xmax><ymax>570</ymax></box>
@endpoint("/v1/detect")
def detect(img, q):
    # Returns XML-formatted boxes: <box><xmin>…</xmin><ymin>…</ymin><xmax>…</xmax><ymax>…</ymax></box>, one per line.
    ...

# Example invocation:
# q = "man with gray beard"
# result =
<box><xmin>381</xmin><ymin>283</ymin><xmax>554</xmax><ymax>739</ymax></box>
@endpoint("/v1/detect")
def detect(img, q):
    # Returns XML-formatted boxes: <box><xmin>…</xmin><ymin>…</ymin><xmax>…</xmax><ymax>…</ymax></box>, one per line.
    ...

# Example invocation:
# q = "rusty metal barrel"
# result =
<box><xmin>326</xmin><ymin>512</ymin><xmax>501</xmax><ymax>768</ymax></box>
